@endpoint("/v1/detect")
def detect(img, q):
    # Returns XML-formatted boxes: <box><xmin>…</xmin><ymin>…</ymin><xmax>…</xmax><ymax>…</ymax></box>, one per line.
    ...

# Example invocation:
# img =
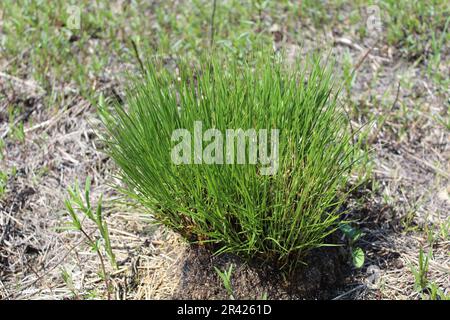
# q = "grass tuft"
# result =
<box><xmin>99</xmin><ymin>53</ymin><xmax>359</xmax><ymax>269</ymax></box>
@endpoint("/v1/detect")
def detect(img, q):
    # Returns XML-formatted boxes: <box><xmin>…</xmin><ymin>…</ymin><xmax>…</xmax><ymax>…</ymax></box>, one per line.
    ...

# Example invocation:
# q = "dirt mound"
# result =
<box><xmin>173</xmin><ymin>242</ymin><xmax>349</xmax><ymax>300</ymax></box>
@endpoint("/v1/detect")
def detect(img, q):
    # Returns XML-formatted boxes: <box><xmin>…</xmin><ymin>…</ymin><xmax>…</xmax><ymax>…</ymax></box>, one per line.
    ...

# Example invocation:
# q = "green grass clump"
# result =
<box><xmin>100</xmin><ymin>54</ymin><xmax>358</xmax><ymax>269</ymax></box>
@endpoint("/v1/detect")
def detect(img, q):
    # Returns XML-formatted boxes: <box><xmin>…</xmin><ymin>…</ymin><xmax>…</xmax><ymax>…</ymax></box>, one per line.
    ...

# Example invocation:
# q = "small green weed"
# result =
<box><xmin>214</xmin><ymin>265</ymin><xmax>235</xmax><ymax>299</ymax></box>
<box><xmin>62</xmin><ymin>177</ymin><xmax>116</xmax><ymax>299</ymax></box>
<box><xmin>340</xmin><ymin>223</ymin><xmax>365</xmax><ymax>268</ymax></box>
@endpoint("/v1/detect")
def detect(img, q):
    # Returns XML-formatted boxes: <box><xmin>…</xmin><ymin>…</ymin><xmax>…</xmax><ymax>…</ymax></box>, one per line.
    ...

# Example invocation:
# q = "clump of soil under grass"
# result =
<box><xmin>173</xmin><ymin>236</ymin><xmax>350</xmax><ymax>300</ymax></box>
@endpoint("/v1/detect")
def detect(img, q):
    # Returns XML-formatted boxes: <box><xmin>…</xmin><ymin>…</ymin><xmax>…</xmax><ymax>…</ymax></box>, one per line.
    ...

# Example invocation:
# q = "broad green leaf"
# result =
<box><xmin>352</xmin><ymin>247</ymin><xmax>365</xmax><ymax>268</ymax></box>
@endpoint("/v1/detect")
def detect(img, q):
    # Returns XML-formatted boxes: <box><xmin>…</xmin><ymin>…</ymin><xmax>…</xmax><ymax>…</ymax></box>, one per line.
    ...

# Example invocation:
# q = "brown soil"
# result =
<box><xmin>173</xmin><ymin>241</ymin><xmax>350</xmax><ymax>300</ymax></box>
